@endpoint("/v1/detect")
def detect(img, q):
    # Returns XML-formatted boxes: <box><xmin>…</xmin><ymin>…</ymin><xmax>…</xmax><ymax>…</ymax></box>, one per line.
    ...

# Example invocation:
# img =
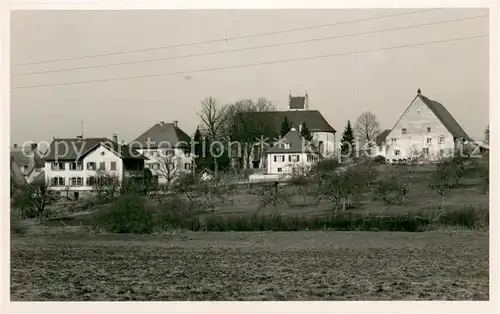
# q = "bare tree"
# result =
<box><xmin>157</xmin><ymin>154</ymin><xmax>182</xmax><ymax>189</ymax></box>
<box><xmin>12</xmin><ymin>179</ymin><xmax>57</xmax><ymax>220</ymax></box>
<box><xmin>223</xmin><ymin>97</ymin><xmax>276</xmax><ymax>173</ymax></box>
<box><xmin>354</xmin><ymin>111</ymin><xmax>380</xmax><ymax>156</ymax></box>
<box><xmin>198</xmin><ymin>97</ymin><xmax>228</xmax><ymax>179</ymax></box>
<box><xmin>93</xmin><ymin>170</ymin><xmax>120</xmax><ymax>200</ymax></box>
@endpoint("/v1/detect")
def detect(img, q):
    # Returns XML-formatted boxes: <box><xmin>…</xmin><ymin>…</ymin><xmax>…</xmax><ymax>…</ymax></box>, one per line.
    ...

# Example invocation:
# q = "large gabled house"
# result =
<box><xmin>378</xmin><ymin>89</ymin><xmax>473</xmax><ymax>163</ymax></box>
<box><xmin>42</xmin><ymin>136</ymin><xmax>146</xmax><ymax>200</ymax></box>
<box><xmin>238</xmin><ymin>91</ymin><xmax>336</xmax><ymax>169</ymax></box>
<box><xmin>266</xmin><ymin>127</ymin><xmax>320</xmax><ymax>175</ymax></box>
<box><xmin>132</xmin><ymin>121</ymin><xmax>194</xmax><ymax>184</ymax></box>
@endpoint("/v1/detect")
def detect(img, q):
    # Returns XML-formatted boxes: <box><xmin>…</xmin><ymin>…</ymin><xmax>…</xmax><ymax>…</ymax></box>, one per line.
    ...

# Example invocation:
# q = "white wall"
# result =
<box><xmin>384</xmin><ymin>97</ymin><xmax>456</xmax><ymax>162</ymax></box>
<box><xmin>45</xmin><ymin>144</ymin><xmax>123</xmax><ymax>193</ymax></box>
<box><xmin>312</xmin><ymin>131</ymin><xmax>336</xmax><ymax>157</ymax></box>
<box><xmin>137</xmin><ymin>148</ymin><xmax>193</xmax><ymax>184</ymax></box>
<box><xmin>267</xmin><ymin>152</ymin><xmax>317</xmax><ymax>174</ymax></box>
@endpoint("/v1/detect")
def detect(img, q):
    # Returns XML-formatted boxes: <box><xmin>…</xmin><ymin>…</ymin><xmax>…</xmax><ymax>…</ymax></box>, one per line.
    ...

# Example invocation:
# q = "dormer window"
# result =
<box><xmin>401</xmin><ymin>128</ymin><xmax>407</xmax><ymax>134</ymax></box>
<box><xmin>284</xmin><ymin>143</ymin><xmax>291</xmax><ymax>149</ymax></box>
<box><xmin>427</xmin><ymin>127</ymin><xmax>432</xmax><ymax>132</ymax></box>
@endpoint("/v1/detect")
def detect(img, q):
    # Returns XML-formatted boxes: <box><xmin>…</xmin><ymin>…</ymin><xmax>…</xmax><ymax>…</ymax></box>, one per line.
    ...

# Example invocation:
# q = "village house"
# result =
<box><xmin>10</xmin><ymin>143</ymin><xmax>45</xmax><ymax>185</ymax></box>
<box><xmin>42</xmin><ymin>136</ymin><xmax>146</xmax><ymax>200</ymax></box>
<box><xmin>132</xmin><ymin>121</ymin><xmax>194</xmax><ymax>185</ymax></box>
<box><xmin>266</xmin><ymin>127</ymin><xmax>320</xmax><ymax>175</ymax></box>
<box><xmin>376</xmin><ymin>89</ymin><xmax>473</xmax><ymax>163</ymax></box>
<box><xmin>243</xmin><ymin>91</ymin><xmax>336</xmax><ymax>169</ymax></box>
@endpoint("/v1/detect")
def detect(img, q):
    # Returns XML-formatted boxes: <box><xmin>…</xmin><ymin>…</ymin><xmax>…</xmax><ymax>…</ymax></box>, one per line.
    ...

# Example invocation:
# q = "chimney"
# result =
<box><xmin>159</xmin><ymin>121</ymin><xmax>164</xmax><ymax>126</ymax></box>
<box><xmin>417</xmin><ymin>88</ymin><xmax>421</xmax><ymax>95</ymax></box>
<box><xmin>299</xmin><ymin>123</ymin><xmax>303</xmax><ymax>133</ymax></box>
<box><xmin>304</xmin><ymin>91</ymin><xmax>309</xmax><ymax>110</ymax></box>
<box><xmin>173</xmin><ymin>120</ymin><xmax>178</xmax><ymax>128</ymax></box>
<box><xmin>113</xmin><ymin>133</ymin><xmax>118</xmax><ymax>143</ymax></box>
<box><xmin>13</xmin><ymin>143</ymin><xmax>17</xmax><ymax>148</ymax></box>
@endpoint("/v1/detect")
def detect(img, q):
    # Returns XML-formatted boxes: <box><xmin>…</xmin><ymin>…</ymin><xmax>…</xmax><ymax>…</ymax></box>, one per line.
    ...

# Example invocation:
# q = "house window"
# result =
<box><xmin>426</xmin><ymin>138</ymin><xmax>432</xmax><ymax>144</ymax></box>
<box><xmin>438</xmin><ymin>135</ymin><xmax>445</xmax><ymax>144</ymax></box>
<box><xmin>395</xmin><ymin>150</ymin><xmax>400</xmax><ymax>156</ymax></box>
<box><xmin>69</xmin><ymin>162</ymin><xmax>83</xmax><ymax>171</ymax></box>
<box><xmin>401</xmin><ymin>128</ymin><xmax>407</xmax><ymax>134</ymax></box>
<box><xmin>277</xmin><ymin>168</ymin><xmax>283</xmax><ymax>173</ymax></box>
<box><xmin>99</xmin><ymin>162</ymin><xmax>106</xmax><ymax>171</ymax></box>
<box><xmin>70</xmin><ymin>177</ymin><xmax>83</xmax><ymax>186</ymax></box>
<box><xmin>51</xmin><ymin>177</ymin><xmax>65</xmax><ymax>186</ymax></box>
<box><xmin>307</xmin><ymin>155</ymin><xmax>313</xmax><ymax>162</ymax></box>
<box><xmin>391</xmin><ymin>138</ymin><xmax>397</xmax><ymax>144</ymax></box>
<box><xmin>184</xmin><ymin>163</ymin><xmax>192</xmax><ymax>170</ymax></box>
<box><xmin>110</xmin><ymin>161</ymin><xmax>117</xmax><ymax>171</ymax></box>
<box><xmin>273</xmin><ymin>155</ymin><xmax>277</xmax><ymax>162</ymax></box>
<box><xmin>289</xmin><ymin>155</ymin><xmax>299</xmax><ymax>162</ymax></box>
<box><xmin>427</xmin><ymin>127</ymin><xmax>432</xmax><ymax>132</ymax></box>
<box><xmin>288</xmin><ymin>155</ymin><xmax>291</xmax><ymax>162</ymax></box>
<box><xmin>87</xmin><ymin>162</ymin><xmax>96</xmax><ymax>170</ymax></box>
<box><xmin>86</xmin><ymin>177</ymin><xmax>96</xmax><ymax>186</ymax></box>
<box><xmin>423</xmin><ymin>148</ymin><xmax>429</xmax><ymax>155</ymax></box>
<box><xmin>185</xmin><ymin>151</ymin><xmax>191</xmax><ymax>157</ymax></box>
<box><xmin>51</xmin><ymin>162</ymin><xmax>65</xmax><ymax>171</ymax></box>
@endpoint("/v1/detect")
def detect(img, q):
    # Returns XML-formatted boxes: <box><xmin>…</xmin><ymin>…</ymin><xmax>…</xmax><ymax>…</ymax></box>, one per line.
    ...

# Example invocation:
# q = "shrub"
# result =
<box><xmin>95</xmin><ymin>193</ymin><xmax>154</xmax><ymax>234</ymax></box>
<box><xmin>203</xmin><ymin>213</ymin><xmax>428</xmax><ymax>232</ymax></box>
<box><xmin>439</xmin><ymin>206</ymin><xmax>488</xmax><ymax>229</ymax></box>
<box><xmin>154</xmin><ymin>197</ymin><xmax>202</xmax><ymax>231</ymax></box>
<box><xmin>373</xmin><ymin>155</ymin><xmax>386</xmax><ymax>164</ymax></box>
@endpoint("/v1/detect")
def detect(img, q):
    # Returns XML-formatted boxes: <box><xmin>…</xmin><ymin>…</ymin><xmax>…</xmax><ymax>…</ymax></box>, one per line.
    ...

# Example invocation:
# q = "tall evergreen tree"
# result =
<box><xmin>300</xmin><ymin>122</ymin><xmax>313</xmax><ymax>141</ymax></box>
<box><xmin>340</xmin><ymin>120</ymin><xmax>355</xmax><ymax>157</ymax></box>
<box><xmin>193</xmin><ymin>128</ymin><xmax>206</xmax><ymax>170</ymax></box>
<box><xmin>280</xmin><ymin>117</ymin><xmax>292</xmax><ymax>137</ymax></box>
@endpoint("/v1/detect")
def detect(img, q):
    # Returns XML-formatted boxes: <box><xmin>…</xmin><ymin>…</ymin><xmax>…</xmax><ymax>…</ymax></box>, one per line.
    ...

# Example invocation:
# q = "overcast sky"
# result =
<box><xmin>10</xmin><ymin>9</ymin><xmax>489</xmax><ymax>146</ymax></box>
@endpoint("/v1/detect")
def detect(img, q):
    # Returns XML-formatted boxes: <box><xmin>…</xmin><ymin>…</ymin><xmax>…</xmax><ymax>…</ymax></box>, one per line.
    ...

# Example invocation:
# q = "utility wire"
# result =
<box><xmin>12</xmin><ymin>34</ymin><xmax>486</xmax><ymax>90</ymax></box>
<box><xmin>13</xmin><ymin>15</ymin><xmax>486</xmax><ymax>77</ymax></box>
<box><xmin>13</xmin><ymin>9</ymin><xmax>438</xmax><ymax>66</ymax></box>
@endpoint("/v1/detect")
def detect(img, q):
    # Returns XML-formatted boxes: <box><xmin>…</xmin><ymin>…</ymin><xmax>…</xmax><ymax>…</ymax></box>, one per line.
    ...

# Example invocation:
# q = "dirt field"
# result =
<box><xmin>10</xmin><ymin>231</ymin><xmax>489</xmax><ymax>300</ymax></box>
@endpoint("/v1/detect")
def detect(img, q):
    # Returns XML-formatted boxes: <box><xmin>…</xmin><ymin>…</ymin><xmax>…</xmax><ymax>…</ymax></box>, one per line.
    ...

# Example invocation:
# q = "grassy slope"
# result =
<box><xmin>10</xmin><ymin>231</ymin><xmax>489</xmax><ymax>300</ymax></box>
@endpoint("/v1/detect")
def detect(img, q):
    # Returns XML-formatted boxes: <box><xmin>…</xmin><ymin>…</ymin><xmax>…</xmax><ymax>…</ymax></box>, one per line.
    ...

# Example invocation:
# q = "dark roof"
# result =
<box><xmin>375</xmin><ymin>129</ymin><xmax>391</xmax><ymax>146</ymax></box>
<box><xmin>132</xmin><ymin>122</ymin><xmax>191</xmax><ymax>149</ymax></box>
<box><xmin>242</xmin><ymin>110</ymin><xmax>336</xmax><ymax>134</ymax></box>
<box><xmin>289</xmin><ymin>96</ymin><xmax>305</xmax><ymax>110</ymax></box>
<box><xmin>418</xmin><ymin>95</ymin><xmax>472</xmax><ymax>141</ymax></box>
<box><xmin>42</xmin><ymin>137</ymin><xmax>147</xmax><ymax>161</ymax></box>
<box><xmin>266</xmin><ymin>128</ymin><xmax>318</xmax><ymax>154</ymax></box>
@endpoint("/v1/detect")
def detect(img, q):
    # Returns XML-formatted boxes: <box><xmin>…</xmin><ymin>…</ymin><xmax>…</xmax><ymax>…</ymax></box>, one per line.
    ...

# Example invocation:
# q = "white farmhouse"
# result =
<box><xmin>132</xmin><ymin>121</ymin><xmax>194</xmax><ymax>185</ymax></box>
<box><xmin>42</xmin><ymin>137</ymin><xmax>146</xmax><ymax>200</ymax></box>
<box><xmin>266</xmin><ymin>127</ymin><xmax>320</xmax><ymax>175</ymax></box>
<box><xmin>378</xmin><ymin>89</ymin><xmax>473</xmax><ymax>163</ymax></box>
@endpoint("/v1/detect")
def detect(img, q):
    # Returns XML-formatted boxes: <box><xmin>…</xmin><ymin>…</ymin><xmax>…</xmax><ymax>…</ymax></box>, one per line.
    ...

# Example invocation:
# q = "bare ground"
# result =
<box><xmin>10</xmin><ymin>231</ymin><xmax>489</xmax><ymax>301</ymax></box>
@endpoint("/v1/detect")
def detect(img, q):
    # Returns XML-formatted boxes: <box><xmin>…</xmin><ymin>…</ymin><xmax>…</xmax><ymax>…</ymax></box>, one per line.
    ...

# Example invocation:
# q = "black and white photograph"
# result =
<box><xmin>5</xmin><ymin>2</ymin><xmax>496</xmax><ymax>307</ymax></box>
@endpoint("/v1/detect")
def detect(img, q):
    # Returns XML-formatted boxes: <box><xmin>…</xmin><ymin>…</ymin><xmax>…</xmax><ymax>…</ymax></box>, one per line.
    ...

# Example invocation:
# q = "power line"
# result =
<box><xmin>11</xmin><ymin>34</ymin><xmax>487</xmax><ymax>90</ymax></box>
<box><xmin>13</xmin><ymin>15</ymin><xmax>486</xmax><ymax>77</ymax></box>
<box><xmin>13</xmin><ymin>9</ymin><xmax>439</xmax><ymax>66</ymax></box>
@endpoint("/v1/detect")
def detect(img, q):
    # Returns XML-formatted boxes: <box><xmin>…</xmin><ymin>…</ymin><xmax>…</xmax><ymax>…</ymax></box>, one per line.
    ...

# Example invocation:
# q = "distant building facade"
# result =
<box><xmin>132</xmin><ymin>121</ymin><xmax>194</xmax><ymax>185</ymax></box>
